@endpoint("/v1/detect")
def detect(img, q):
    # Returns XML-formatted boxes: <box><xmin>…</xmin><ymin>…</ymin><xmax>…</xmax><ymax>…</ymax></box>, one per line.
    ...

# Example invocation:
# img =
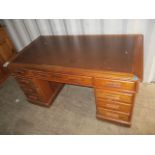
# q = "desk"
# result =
<box><xmin>9</xmin><ymin>35</ymin><xmax>143</xmax><ymax>126</ymax></box>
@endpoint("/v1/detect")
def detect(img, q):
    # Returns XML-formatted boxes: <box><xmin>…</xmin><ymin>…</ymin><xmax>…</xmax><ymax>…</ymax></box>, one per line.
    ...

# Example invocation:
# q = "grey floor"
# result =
<box><xmin>0</xmin><ymin>77</ymin><xmax>155</xmax><ymax>135</ymax></box>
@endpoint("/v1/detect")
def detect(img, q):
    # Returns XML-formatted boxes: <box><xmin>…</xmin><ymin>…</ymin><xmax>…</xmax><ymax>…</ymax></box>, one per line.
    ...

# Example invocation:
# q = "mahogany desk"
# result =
<box><xmin>9</xmin><ymin>35</ymin><xmax>143</xmax><ymax>126</ymax></box>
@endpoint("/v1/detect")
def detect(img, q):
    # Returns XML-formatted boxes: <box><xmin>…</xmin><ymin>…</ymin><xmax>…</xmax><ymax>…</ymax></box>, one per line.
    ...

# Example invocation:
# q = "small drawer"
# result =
<box><xmin>15</xmin><ymin>77</ymin><xmax>37</xmax><ymax>92</ymax></box>
<box><xmin>97</xmin><ymin>108</ymin><xmax>130</xmax><ymax>122</ymax></box>
<box><xmin>15</xmin><ymin>77</ymin><xmax>32</xmax><ymax>85</ymax></box>
<box><xmin>21</xmin><ymin>87</ymin><xmax>37</xmax><ymax>94</ymax></box>
<box><xmin>94</xmin><ymin>78</ymin><xmax>136</xmax><ymax>92</ymax></box>
<box><xmin>13</xmin><ymin>69</ymin><xmax>29</xmax><ymax>77</ymax></box>
<box><xmin>19</xmin><ymin>83</ymin><xmax>35</xmax><ymax>91</ymax></box>
<box><xmin>96</xmin><ymin>89</ymin><xmax>134</xmax><ymax>104</ymax></box>
<box><xmin>26</xmin><ymin>94</ymin><xmax>39</xmax><ymax>101</ymax></box>
<box><xmin>96</xmin><ymin>98</ymin><xmax>132</xmax><ymax>113</ymax></box>
<box><xmin>24</xmin><ymin>91</ymin><xmax>38</xmax><ymax>97</ymax></box>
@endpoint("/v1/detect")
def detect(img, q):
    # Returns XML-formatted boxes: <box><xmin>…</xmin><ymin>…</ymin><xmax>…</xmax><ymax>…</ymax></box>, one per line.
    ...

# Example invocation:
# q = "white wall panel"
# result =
<box><xmin>4</xmin><ymin>19</ymin><xmax>23</xmax><ymax>51</ymax></box>
<box><xmin>23</xmin><ymin>19</ymin><xmax>40</xmax><ymax>40</ymax></box>
<box><xmin>48</xmin><ymin>19</ymin><xmax>66</xmax><ymax>35</ymax></box>
<box><xmin>64</xmin><ymin>19</ymin><xmax>83</xmax><ymax>35</ymax></box>
<box><xmin>36</xmin><ymin>19</ymin><xmax>52</xmax><ymax>35</ymax></box>
<box><xmin>126</xmin><ymin>19</ymin><xmax>148</xmax><ymax>34</ymax></box>
<box><xmin>145</xmin><ymin>23</ymin><xmax>155</xmax><ymax>82</ymax></box>
<box><xmin>82</xmin><ymin>19</ymin><xmax>103</xmax><ymax>34</ymax></box>
<box><xmin>103</xmin><ymin>19</ymin><xmax>124</xmax><ymax>34</ymax></box>
<box><xmin>126</xmin><ymin>20</ymin><xmax>150</xmax><ymax>81</ymax></box>
<box><xmin>12</xmin><ymin>19</ymin><xmax>31</xmax><ymax>47</ymax></box>
<box><xmin>3</xmin><ymin>19</ymin><xmax>155</xmax><ymax>83</ymax></box>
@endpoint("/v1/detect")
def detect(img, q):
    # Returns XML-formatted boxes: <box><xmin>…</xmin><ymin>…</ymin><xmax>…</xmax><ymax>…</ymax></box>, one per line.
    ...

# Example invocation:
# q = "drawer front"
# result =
<box><xmin>22</xmin><ymin>87</ymin><xmax>42</xmax><ymax>102</ymax></box>
<box><xmin>96</xmin><ymin>99</ymin><xmax>132</xmax><ymax>113</ymax></box>
<box><xmin>31</xmin><ymin>71</ymin><xmax>92</xmax><ymax>87</ymax></box>
<box><xmin>26</xmin><ymin>94</ymin><xmax>39</xmax><ymax>101</ymax></box>
<box><xmin>15</xmin><ymin>77</ymin><xmax>39</xmax><ymax>96</ymax></box>
<box><xmin>94</xmin><ymin>78</ymin><xmax>136</xmax><ymax>92</ymax></box>
<box><xmin>97</xmin><ymin>108</ymin><xmax>130</xmax><ymax>122</ymax></box>
<box><xmin>15</xmin><ymin>77</ymin><xmax>36</xmax><ymax>89</ymax></box>
<box><xmin>96</xmin><ymin>89</ymin><xmax>134</xmax><ymax>104</ymax></box>
<box><xmin>15</xmin><ymin>77</ymin><xmax>33</xmax><ymax>85</ymax></box>
<box><xmin>12</xmin><ymin>69</ymin><xmax>31</xmax><ymax>77</ymax></box>
<box><xmin>21</xmin><ymin>86</ymin><xmax>37</xmax><ymax>94</ymax></box>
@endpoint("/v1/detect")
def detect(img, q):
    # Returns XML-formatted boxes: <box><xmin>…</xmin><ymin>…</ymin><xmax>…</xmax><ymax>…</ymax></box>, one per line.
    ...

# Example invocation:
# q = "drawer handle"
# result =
<box><xmin>51</xmin><ymin>74</ymin><xmax>63</xmax><ymax>79</ymax></box>
<box><xmin>28</xmin><ymin>95</ymin><xmax>38</xmax><ymax>100</ymax></box>
<box><xmin>16</xmin><ymin>70</ymin><xmax>25</xmax><ymax>74</ymax></box>
<box><xmin>20</xmin><ymin>84</ymin><xmax>30</xmax><ymax>88</ymax></box>
<box><xmin>19</xmin><ymin>79</ymin><xmax>30</xmax><ymax>84</ymax></box>
<box><xmin>51</xmin><ymin>75</ymin><xmax>80</xmax><ymax>82</ymax></box>
<box><xmin>105</xmin><ymin>112</ymin><xmax>119</xmax><ymax>119</ymax></box>
<box><xmin>103</xmin><ymin>93</ymin><xmax>120</xmax><ymax>100</ymax></box>
<box><xmin>105</xmin><ymin>103</ymin><xmax>120</xmax><ymax>109</ymax></box>
<box><xmin>105</xmin><ymin>82</ymin><xmax>121</xmax><ymax>88</ymax></box>
<box><xmin>37</xmin><ymin>72</ymin><xmax>49</xmax><ymax>77</ymax></box>
<box><xmin>22</xmin><ymin>87</ymin><xmax>34</xmax><ymax>93</ymax></box>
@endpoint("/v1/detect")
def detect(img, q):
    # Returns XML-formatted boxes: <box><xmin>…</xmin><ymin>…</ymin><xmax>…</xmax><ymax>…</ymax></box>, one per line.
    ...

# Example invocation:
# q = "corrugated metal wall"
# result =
<box><xmin>3</xmin><ymin>19</ymin><xmax>155</xmax><ymax>82</ymax></box>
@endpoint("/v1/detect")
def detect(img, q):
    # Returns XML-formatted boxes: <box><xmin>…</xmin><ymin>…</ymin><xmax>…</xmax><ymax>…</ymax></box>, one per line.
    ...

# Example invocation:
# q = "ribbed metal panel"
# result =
<box><xmin>3</xmin><ymin>19</ymin><xmax>155</xmax><ymax>82</ymax></box>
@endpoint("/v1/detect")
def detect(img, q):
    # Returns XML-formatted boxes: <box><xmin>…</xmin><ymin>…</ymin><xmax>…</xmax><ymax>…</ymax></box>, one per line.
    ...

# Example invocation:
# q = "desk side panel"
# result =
<box><xmin>133</xmin><ymin>35</ymin><xmax>143</xmax><ymax>81</ymax></box>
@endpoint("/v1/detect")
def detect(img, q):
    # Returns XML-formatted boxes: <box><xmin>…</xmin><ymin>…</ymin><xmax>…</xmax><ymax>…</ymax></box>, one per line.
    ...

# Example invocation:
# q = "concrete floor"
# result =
<box><xmin>0</xmin><ymin>77</ymin><xmax>155</xmax><ymax>135</ymax></box>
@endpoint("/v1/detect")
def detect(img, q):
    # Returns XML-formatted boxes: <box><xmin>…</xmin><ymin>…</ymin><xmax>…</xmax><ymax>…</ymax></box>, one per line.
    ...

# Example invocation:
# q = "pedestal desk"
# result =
<box><xmin>9</xmin><ymin>35</ymin><xmax>143</xmax><ymax>126</ymax></box>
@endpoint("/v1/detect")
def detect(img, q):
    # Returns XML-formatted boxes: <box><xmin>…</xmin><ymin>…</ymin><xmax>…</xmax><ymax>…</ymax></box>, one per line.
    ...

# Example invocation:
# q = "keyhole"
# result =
<box><xmin>125</xmin><ymin>50</ymin><xmax>128</xmax><ymax>54</ymax></box>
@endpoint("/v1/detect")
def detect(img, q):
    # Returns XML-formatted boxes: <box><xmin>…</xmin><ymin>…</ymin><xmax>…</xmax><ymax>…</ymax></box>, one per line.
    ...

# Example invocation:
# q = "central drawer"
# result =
<box><xmin>31</xmin><ymin>70</ymin><xmax>93</xmax><ymax>87</ymax></box>
<box><xmin>96</xmin><ymin>89</ymin><xmax>134</xmax><ymax>104</ymax></box>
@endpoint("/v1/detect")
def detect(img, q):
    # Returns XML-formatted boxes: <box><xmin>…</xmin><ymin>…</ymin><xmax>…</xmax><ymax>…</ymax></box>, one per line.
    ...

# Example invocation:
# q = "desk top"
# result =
<box><xmin>10</xmin><ymin>35</ymin><xmax>143</xmax><ymax>80</ymax></box>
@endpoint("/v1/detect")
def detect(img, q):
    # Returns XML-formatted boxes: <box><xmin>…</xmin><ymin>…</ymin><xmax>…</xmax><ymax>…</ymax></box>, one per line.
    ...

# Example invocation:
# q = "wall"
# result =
<box><xmin>3</xmin><ymin>19</ymin><xmax>155</xmax><ymax>83</ymax></box>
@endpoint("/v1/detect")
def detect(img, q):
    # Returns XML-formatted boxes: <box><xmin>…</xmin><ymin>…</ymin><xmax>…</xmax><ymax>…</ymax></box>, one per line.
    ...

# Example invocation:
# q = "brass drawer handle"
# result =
<box><xmin>18</xmin><ymin>79</ymin><xmax>30</xmax><ymax>84</ymax></box>
<box><xmin>103</xmin><ymin>93</ymin><xmax>120</xmax><ymax>100</ymax></box>
<box><xmin>105</xmin><ymin>82</ymin><xmax>122</xmax><ymax>88</ymax></box>
<box><xmin>51</xmin><ymin>74</ymin><xmax>62</xmax><ymax>79</ymax></box>
<box><xmin>105</xmin><ymin>103</ymin><xmax>120</xmax><ymax>109</ymax></box>
<box><xmin>22</xmin><ymin>87</ymin><xmax>35</xmax><ymax>93</ymax></box>
<box><xmin>16</xmin><ymin>70</ymin><xmax>26</xmax><ymax>74</ymax></box>
<box><xmin>28</xmin><ymin>95</ymin><xmax>38</xmax><ymax>100</ymax></box>
<box><xmin>105</xmin><ymin>112</ymin><xmax>119</xmax><ymax>119</ymax></box>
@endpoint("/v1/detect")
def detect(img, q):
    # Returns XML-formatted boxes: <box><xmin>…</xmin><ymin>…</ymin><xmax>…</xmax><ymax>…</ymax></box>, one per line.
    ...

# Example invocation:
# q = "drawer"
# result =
<box><xmin>96</xmin><ymin>89</ymin><xmax>134</xmax><ymax>104</ymax></box>
<box><xmin>94</xmin><ymin>78</ymin><xmax>136</xmax><ymax>92</ymax></box>
<box><xmin>26</xmin><ymin>94</ymin><xmax>39</xmax><ymax>101</ymax></box>
<box><xmin>12</xmin><ymin>69</ymin><xmax>30</xmax><ymax>77</ymax></box>
<box><xmin>31</xmin><ymin>70</ymin><xmax>92</xmax><ymax>87</ymax></box>
<box><xmin>96</xmin><ymin>98</ymin><xmax>132</xmax><ymax>113</ymax></box>
<box><xmin>15</xmin><ymin>77</ymin><xmax>37</xmax><ymax>92</ymax></box>
<box><xmin>26</xmin><ymin>92</ymin><xmax>47</xmax><ymax>103</ymax></box>
<box><xmin>97</xmin><ymin>108</ymin><xmax>130</xmax><ymax>122</ymax></box>
<box><xmin>15</xmin><ymin>77</ymin><xmax>32</xmax><ymax>85</ymax></box>
<box><xmin>21</xmin><ymin>86</ymin><xmax>37</xmax><ymax>94</ymax></box>
<box><xmin>24</xmin><ymin>90</ymin><xmax>38</xmax><ymax>97</ymax></box>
